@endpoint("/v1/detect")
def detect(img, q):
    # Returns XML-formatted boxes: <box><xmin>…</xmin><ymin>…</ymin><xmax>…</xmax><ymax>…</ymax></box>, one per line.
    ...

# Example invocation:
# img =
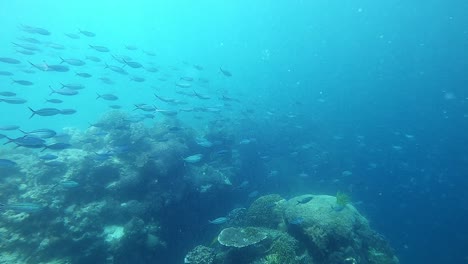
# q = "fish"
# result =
<box><xmin>183</xmin><ymin>154</ymin><xmax>203</xmax><ymax>163</ymax></box>
<box><xmin>99</xmin><ymin>77</ymin><xmax>114</xmax><ymax>84</ymax></box>
<box><xmin>0</xmin><ymin>97</ymin><xmax>27</xmax><ymax>104</ymax></box>
<box><xmin>4</xmin><ymin>136</ymin><xmax>45</xmax><ymax>148</ymax></box>
<box><xmin>130</xmin><ymin>76</ymin><xmax>145</xmax><ymax>82</ymax></box>
<box><xmin>17</xmin><ymin>37</ymin><xmax>41</xmax><ymax>44</ymax></box>
<box><xmin>105</xmin><ymin>64</ymin><xmax>127</xmax><ymax>75</ymax></box>
<box><xmin>47</xmin><ymin>43</ymin><xmax>65</xmax><ymax>50</ymax></box>
<box><xmin>0</xmin><ymin>125</ymin><xmax>19</xmax><ymax>131</ymax></box>
<box><xmin>297</xmin><ymin>196</ymin><xmax>314</xmax><ymax>205</ymax></box>
<box><xmin>239</xmin><ymin>138</ymin><xmax>256</xmax><ymax>145</ymax></box>
<box><xmin>28</xmin><ymin>61</ymin><xmax>48</xmax><ymax>71</ymax></box>
<box><xmin>46</xmin><ymin>64</ymin><xmax>70</xmax><ymax>72</ymax></box>
<box><xmin>143</xmin><ymin>50</ymin><xmax>156</xmax><ymax>56</ymax></box>
<box><xmin>125</xmin><ymin>45</ymin><xmax>138</xmax><ymax>50</ymax></box>
<box><xmin>0</xmin><ymin>202</ymin><xmax>43</xmax><ymax>213</ymax></box>
<box><xmin>180</xmin><ymin>76</ymin><xmax>194</xmax><ymax>82</ymax></box>
<box><xmin>146</xmin><ymin>67</ymin><xmax>159</xmax><ymax>73</ymax></box>
<box><xmin>79</xmin><ymin>29</ymin><xmax>95</xmax><ymax>37</ymax></box>
<box><xmin>155</xmin><ymin>108</ymin><xmax>178</xmax><ymax>116</ymax></box>
<box><xmin>44</xmin><ymin>160</ymin><xmax>65</xmax><ymax>167</ymax></box>
<box><xmin>196</xmin><ymin>138</ymin><xmax>213</xmax><ymax>148</ymax></box>
<box><xmin>61</xmin><ymin>83</ymin><xmax>85</xmax><ymax>90</ymax></box>
<box><xmin>0</xmin><ymin>91</ymin><xmax>16</xmax><ymax>97</ymax></box>
<box><xmin>60</xmin><ymin>109</ymin><xmax>77</xmax><ymax>115</ymax></box>
<box><xmin>45</xmin><ymin>98</ymin><xmax>63</xmax><ymax>104</ymax></box>
<box><xmin>0</xmin><ymin>57</ymin><xmax>21</xmax><ymax>64</ymax></box>
<box><xmin>20</xmin><ymin>128</ymin><xmax>56</xmax><ymax>139</ymax></box>
<box><xmin>123</xmin><ymin>59</ymin><xmax>143</xmax><ymax>68</ymax></box>
<box><xmin>28</xmin><ymin>107</ymin><xmax>62</xmax><ymax>118</ymax></box>
<box><xmin>96</xmin><ymin>93</ymin><xmax>119</xmax><ymax>101</ymax></box>
<box><xmin>154</xmin><ymin>94</ymin><xmax>176</xmax><ymax>103</ymax></box>
<box><xmin>86</xmin><ymin>56</ymin><xmax>101</xmax><ymax>62</ymax></box>
<box><xmin>193</xmin><ymin>91</ymin><xmax>211</xmax><ymax>100</ymax></box>
<box><xmin>134</xmin><ymin>104</ymin><xmax>156</xmax><ymax>112</ymax></box>
<box><xmin>59</xmin><ymin>57</ymin><xmax>85</xmax><ymax>66</ymax></box>
<box><xmin>11</xmin><ymin>79</ymin><xmax>33</xmax><ymax>86</ymax></box>
<box><xmin>41</xmin><ymin>143</ymin><xmax>72</xmax><ymax>152</ymax></box>
<box><xmin>49</xmin><ymin>86</ymin><xmax>79</xmax><ymax>96</ymax></box>
<box><xmin>0</xmin><ymin>159</ymin><xmax>17</xmax><ymax>167</ymax></box>
<box><xmin>89</xmin><ymin>45</ymin><xmax>109</xmax><ymax>52</ymax></box>
<box><xmin>64</xmin><ymin>33</ymin><xmax>80</xmax><ymax>39</ymax></box>
<box><xmin>208</xmin><ymin>217</ymin><xmax>228</xmax><ymax>224</ymax></box>
<box><xmin>76</xmin><ymin>72</ymin><xmax>92</xmax><ymax>78</ymax></box>
<box><xmin>12</xmin><ymin>42</ymin><xmax>41</xmax><ymax>51</ymax></box>
<box><xmin>20</xmin><ymin>25</ymin><xmax>51</xmax><ymax>35</ymax></box>
<box><xmin>16</xmin><ymin>49</ymin><xmax>35</xmax><ymax>55</ymax></box>
<box><xmin>220</xmin><ymin>67</ymin><xmax>232</xmax><ymax>77</ymax></box>
<box><xmin>175</xmin><ymin>81</ymin><xmax>191</xmax><ymax>88</ymax></box>
<box><xmin>57</xmin><ymin>180</ymin><xmax>79</xmax><ymax>188</ymax></box>
<box><xmin>0</xmin><ymin>71</ymin><xmax>13</xmax><ymax>76</ymax></box>
<box><xmin>39</xmin><ymin>154</ymin><xmax>58</xmax><ymax>160</ymax></box>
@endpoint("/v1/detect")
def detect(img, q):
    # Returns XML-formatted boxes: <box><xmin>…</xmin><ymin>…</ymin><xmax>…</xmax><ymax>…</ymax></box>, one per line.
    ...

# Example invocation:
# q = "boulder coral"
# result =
<box><xmin>186</xmin><ymin>194</ymin><xmax>399</xmax><ymax>264</ymax></box>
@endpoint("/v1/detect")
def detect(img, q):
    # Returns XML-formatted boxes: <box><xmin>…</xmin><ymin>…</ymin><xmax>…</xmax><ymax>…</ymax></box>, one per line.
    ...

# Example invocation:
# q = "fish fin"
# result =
<box><xmin>49</xmin><ymin>85</ymin><xmax>55</xmax><ymax>95</ymax></box>
<box><xmin>28</xmin><ymin>107</ymin><xmax>36</xmax><ymax>119</ymax></box>
<box><xmin>3</xmin><ymin>137</ymin><xmax>13</xmax><ymax>145</ymax></box>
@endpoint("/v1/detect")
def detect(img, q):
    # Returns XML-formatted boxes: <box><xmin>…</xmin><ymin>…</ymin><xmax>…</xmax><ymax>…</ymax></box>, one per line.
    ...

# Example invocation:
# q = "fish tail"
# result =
<box><xmin>40</xmin><ymin>146</ymin><xmax>47</xmax><ymax>152</ymax></box>
<box><xmin>49</xmin><ymin>85</ymin><xmax>55</xmax><ymax>95</ymax></box>
<box><xmin>3</xmin><ymin>137</ymin><xmax>14</xmax><ymax>145</ymax></box>
<box><xmin>96</xmin><ymin>93</ymin><xmax>101</xmax><ymax>100</ymax></box>
<box><xmin>28</xmin><ymin>107</ymin><xmax>36</xmax><ymax>119</ymax></box>
<box><xmin>18</xmin><ymin>129</ymin><xmax>27</xmax><ymax>134</ymax></box>
<box><xmin>59</xmin><ymin>56</ymin><xmax>65</xmax><ymax>64</ymax></box>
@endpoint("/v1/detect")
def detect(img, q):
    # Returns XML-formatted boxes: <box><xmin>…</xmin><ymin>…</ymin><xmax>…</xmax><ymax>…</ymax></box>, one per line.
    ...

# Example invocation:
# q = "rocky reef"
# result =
<box><xmin>0</xmin><ymin>111</ymin><xmax>399</xmax><ymax>263</ymax></box>
<box><xmin>0</xmin><ymin>111</ymin><xmax>239</xmax><ymax>263</ymax></box>
<box><xmin>185</xmin><ymin>194</ymin><xmax>399</xmax><ymax>264</ymax></box>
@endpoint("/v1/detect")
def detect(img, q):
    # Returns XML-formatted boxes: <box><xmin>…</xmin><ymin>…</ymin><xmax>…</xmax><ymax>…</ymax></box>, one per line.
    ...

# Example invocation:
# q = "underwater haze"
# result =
<box><xmin>0</xmin><ymin>0</ymin><xmax>467</xmax><ymax>263</ymax></box>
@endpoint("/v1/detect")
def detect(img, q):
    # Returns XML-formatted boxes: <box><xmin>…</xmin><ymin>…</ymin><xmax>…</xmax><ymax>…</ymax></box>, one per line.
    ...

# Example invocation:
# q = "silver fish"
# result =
<box><xmin>28</xmin><ymin>107</ymin><xmax>61</xmax><ymax>118</ymax></box>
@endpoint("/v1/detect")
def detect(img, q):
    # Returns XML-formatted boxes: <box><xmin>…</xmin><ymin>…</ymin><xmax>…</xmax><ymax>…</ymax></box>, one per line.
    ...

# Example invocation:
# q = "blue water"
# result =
<box><xmin>1</xmin><ymin>1</ymin><xmax>467</xmax><ymax>263</ymax></box>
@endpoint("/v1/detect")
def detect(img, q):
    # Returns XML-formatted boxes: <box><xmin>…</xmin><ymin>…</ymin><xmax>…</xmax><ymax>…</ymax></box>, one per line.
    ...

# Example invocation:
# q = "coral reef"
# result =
<box><xmin>245</xmin><ymin>194</ymin><xmax>285</xmax><ymax>229</ymax></box>
<box><xmin>218</xmin><ymin>227</ymin><xmax>268</xmax><ymax>248</ymax></box>
<box><xmin>0</xmin><ymin>110</ymin><xmax>399</xmax><ymax>264</ymax></box>
<box><xmin>186</xmin><ymin>194</ymin><xmax>399</xmax><ymax>264</ymax></box>
<box><xmin>184</xmin><ymin>245</ymin><xmax>216</xmax><ymax>264</ymax></box>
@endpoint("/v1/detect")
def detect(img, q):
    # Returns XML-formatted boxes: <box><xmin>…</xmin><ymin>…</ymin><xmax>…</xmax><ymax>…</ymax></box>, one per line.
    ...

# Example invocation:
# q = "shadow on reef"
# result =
<box><xmin>185</xmin><ymin>194</ymin><xmax>399</xmax><ymax>264</ymax></box>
